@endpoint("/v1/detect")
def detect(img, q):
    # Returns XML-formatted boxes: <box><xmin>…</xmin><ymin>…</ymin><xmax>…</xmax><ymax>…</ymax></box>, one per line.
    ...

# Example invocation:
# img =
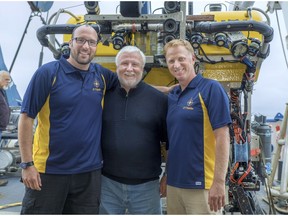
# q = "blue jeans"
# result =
<box><xmin>99</xmin><ymin>175</ymin><xmax>161</xmax><ymax>214</ymax></box>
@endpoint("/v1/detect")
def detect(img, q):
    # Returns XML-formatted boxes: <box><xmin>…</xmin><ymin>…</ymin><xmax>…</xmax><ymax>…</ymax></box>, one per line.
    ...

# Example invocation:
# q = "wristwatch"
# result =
<box><xmin>20</xmin><ymin>161</ymin><xmax>34</xmax><ymax>169</ymax></box>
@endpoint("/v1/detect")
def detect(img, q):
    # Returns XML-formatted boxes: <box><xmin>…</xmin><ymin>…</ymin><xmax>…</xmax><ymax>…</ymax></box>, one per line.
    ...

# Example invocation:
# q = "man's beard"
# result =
<box><xmin>71</xmin><ymin>50</ymin><xmax>93</xmax><ymax>65</ymax></box>
<box><xmin>118</xmin><ymin>76</ymin><xmax>141</xmax><ymax>89</ymax></box>
<box><xmin>3</xmin><ymin>85</ymin><xmax>8</xmax><ymax>90</ymax></box>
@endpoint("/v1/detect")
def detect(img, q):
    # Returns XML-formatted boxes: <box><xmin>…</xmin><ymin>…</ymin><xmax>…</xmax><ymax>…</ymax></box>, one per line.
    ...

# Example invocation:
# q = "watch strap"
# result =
<box><xmin>25</xmin><ymin>161</ymin><xmax>34</xmax><ymax>167</ymax></box>
<box><xmin>21</xmin><ymin>161</ymin><xmax>34</xmax><ymax>168</ymax></box>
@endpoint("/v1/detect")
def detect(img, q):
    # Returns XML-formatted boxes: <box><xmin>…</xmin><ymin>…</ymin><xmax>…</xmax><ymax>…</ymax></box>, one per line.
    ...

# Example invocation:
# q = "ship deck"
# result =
<box><xmin>0</xmin><ymin>170</ymin><xmax>23</xmax><ymax>214</ymax></box>
<box><xmin>0</xmin><ymin>170</ymin><xmax>285</xmax><ymax>215</ymax></box>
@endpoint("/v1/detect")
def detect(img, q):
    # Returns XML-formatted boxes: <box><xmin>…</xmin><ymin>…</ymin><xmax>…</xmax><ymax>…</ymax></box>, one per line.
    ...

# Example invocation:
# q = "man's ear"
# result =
<box><xmin>69</xmin><ymin>39</ymin><xmax>73</xmax><ymax>48</ymax></box>
<box><xmin>192</xmin><ymin>54</ymin><xmax>196</xmax><ymax>63</ymax></box>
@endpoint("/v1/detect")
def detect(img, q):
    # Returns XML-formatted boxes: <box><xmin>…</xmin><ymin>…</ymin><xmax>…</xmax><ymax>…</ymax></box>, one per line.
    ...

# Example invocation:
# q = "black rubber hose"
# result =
<box><xmin>194</xmin><ymin>20</ymin><xmax>274</xmax><ymax>43</ymax></box>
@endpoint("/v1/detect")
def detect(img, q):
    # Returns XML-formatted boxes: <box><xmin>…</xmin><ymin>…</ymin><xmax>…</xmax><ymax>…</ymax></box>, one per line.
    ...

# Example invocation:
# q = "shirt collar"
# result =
<box><xmin>186</xmin><ymin>74</ymin><xmax>203</xmax><ymax>89</ymax></box>
<box><xmin>118</xmin><ymin>81</ymin><xmax>144</xmax><ymax>95</ymax></box>
<box><xmin>172</xmin><ymin>74</ymin><xmax>203</xmax><ymax>95</ymax></box>
<box><xmin>59</xmin><ymin>56</ymin><xmax>96</xmax><ymax>74</ymax></box>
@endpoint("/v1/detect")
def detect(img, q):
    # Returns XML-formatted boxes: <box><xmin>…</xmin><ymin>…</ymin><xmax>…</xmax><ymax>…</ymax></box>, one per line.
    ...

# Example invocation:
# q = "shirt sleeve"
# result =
<box><xmin>206</xmin><ymin>80</ymin><xmax>232</xmax><ymax>130</ymax></box>
<box><xmin>94</xmin><ymin>64</ymin><xmax>118</xmax><ymax>91</ymax></box>
<box><xmin>21</xmin><ymin>63</ymin><xmax>57</xmax><ymax>119</ymax></box>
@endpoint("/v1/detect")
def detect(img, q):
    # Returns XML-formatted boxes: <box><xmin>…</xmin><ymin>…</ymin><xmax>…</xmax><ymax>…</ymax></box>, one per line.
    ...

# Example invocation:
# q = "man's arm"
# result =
<box><xmin>208</xmin><ymin>125</ymin><xmax>230</xmax><ymax>212</ymax></box>
<box><xmin>18</xmin><ymin>113</ymin><xmax>42</xmax><ymax>190</ymax></box>
<box><xmin>151</xmin><ymin>84</ymin><xmax>178</xmax><ymax>94</ymax></box>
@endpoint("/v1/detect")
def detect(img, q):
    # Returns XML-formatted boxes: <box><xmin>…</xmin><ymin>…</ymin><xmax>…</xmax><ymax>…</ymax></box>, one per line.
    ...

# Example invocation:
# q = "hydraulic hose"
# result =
<box><xmin>36</xmin><ymin>24</ymin><xmax>110</xmax><ymax>58</ymax></box>
<box><xmin>194</xmin><ymin>20</ymin><xmax>274</xmax><ymax>43</ymax></box>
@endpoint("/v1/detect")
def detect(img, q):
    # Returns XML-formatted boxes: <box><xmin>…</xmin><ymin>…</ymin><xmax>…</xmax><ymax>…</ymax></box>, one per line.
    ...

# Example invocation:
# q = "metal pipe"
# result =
<box><xmin>50</xmin><ymin>10</ymin><xmax>76</xmax><ymax>48</ymax></box>
<box><xmin>269</xmin><ymin>103</ymin><xmax>288</xmax><ymax>186</ymax></box>
<box><xmin>9</xmin><ymin>14</ymin><xmax>33</xmax><ymax>73</ymax></box>
<box><xmin>270</xmin><ymin>188</ymin><xmax>288</xmax><ymax>199</ymax></box>
<box><xmin>179</xmin><ymin>2</ymin><xmax>186</xmax><ymax>40</ymax></box>
<box><xmin>188</xmin><ymin>2</ymin><xmax>193</xmax><ymax>15</ymax></box>
<box><xmin>269</xmin><ymin>104</ymin><xmax>288</xmax><ymax>187</ymax></box>
<box><xmin>112</xmin><ymin>23</ymin><xmax>163</xmax><ymax>32</ymax></box>
<box><xmin>36</xmin><ymin>24</ymin><xmax>108</xmax><ymax>47</ymax></box>
<box><xmin>250</xmin><ymin>7</ymin><xmax>271</xmax><ymax>26</ymax></box>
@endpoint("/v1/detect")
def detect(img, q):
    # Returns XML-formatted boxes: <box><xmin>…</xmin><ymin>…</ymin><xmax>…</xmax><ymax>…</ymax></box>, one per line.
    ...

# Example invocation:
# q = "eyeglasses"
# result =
<box><xmin>72</xmin><ymin>37</ymin><xmax>98</xmax><ymax>47</ymax></box>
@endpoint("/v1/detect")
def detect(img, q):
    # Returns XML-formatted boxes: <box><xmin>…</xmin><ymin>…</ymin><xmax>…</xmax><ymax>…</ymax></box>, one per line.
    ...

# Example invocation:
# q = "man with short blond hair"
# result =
<box><xmin>164</xmin><ymin>39</ymin><xmax>231</xmax><ymax>214</ymax></box>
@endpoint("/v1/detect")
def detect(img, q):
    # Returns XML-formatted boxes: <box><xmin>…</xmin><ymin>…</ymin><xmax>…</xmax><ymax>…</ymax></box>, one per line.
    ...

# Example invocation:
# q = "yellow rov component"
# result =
<box><xmin>64</xmin><ymin>16</ymin><xmax>119</xmax><ymax>56</ymax></box>
<box><xmin>199</xmin><ymin>10</ymin><xmax>264</xmax><ymax>83</ymax></box>
<box><xmin>63</xmin><ymin>16</ymin><xmax>174</xmax><ymax>86</ymax></box>
<box><xmin>200</xmin><ymin>10</ymin><xmax>263</xmax><ymax>55</ymax></box>
<box><xmin>63</xmin><ymin>10</ymin><xmax>265</xmax><ymax>86</ymax></box>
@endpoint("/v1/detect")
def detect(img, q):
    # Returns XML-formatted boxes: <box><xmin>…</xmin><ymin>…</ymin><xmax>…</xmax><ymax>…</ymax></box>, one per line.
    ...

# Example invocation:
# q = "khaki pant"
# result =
<box><xmin>167</xmin><ymin>185</ymin><xmax>221</xmax><ymax>215</ymax></box>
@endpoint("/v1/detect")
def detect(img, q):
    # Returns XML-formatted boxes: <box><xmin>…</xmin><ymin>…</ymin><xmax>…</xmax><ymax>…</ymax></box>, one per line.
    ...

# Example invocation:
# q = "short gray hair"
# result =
<box><xmin>115</xmin><ymin>46</ymin><xmax>146</xmax><ymax>68</ymax></box>
<box><xmin>0</xmin><ymin>70</ymin><xmax>10</xmax><ymax>81</ymax></box>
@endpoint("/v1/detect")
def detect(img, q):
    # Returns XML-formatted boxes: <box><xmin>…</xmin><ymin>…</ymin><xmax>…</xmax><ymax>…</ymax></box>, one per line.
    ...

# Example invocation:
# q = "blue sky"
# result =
<box><xmin>0</xmin><ymin>1</ymin><xmax>287</xmax><ymax>119</ymax></box>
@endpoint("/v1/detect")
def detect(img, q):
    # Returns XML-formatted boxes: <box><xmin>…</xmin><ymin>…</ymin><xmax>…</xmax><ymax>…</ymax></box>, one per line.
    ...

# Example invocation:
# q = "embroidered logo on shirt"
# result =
<box><xmin>183</xmin><ymin>98</ymin><xmax>194</xmax><ymax>110</ymax></box>
<box><xmin>93</xmin><ymin>79</ymin><xmax>101</xmax><ymax>91</ymax></box>
<box><xmin>195</xmin><ymin>181</ymin><xmax>202</xmax><ymax>186</ymax></box>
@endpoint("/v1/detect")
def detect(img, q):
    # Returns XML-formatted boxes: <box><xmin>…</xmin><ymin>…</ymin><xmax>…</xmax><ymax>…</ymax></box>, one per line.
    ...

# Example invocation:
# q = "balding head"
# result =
<box><xmin>71</xmin><ymin>24</ymin><xmax>98</xmax><ymax>41</ymax></box>
<box><xmin>68</xmin><ymin>24</ymin><xmax>98</xmax><ymax>70</ymax></box>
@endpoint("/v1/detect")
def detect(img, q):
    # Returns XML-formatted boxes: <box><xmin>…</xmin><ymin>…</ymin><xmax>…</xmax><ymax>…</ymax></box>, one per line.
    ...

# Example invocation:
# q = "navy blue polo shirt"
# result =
<box><xmin>166</xmin><ymin>74</ymin><xmax>231</xmax><ymax>189</ymax></box>
<box><xmin>21</xmin><ymin>57</ymin><xmax>117</xmax><ymax>174</ymax></box>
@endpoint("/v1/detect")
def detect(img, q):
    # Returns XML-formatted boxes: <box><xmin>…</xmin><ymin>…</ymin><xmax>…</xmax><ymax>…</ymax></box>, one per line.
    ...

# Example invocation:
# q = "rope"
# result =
<box><xmin>0</xmin><ymin>202</ymin><xmax>22</xmax><ymax>210</ymax></box>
